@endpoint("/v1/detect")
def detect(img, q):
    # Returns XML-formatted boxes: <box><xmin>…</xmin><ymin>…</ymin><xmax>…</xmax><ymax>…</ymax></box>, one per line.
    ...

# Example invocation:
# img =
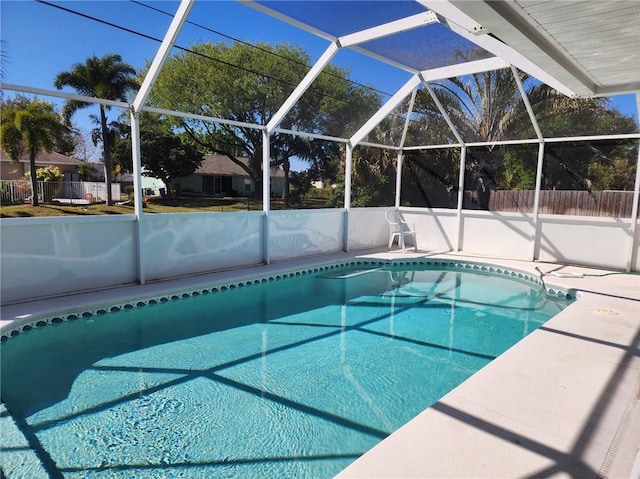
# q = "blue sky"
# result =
<box><xmin>1</xmin><ymin>0</ymin><xmax>638</xmax><ymax>146</ymax></box>
<box><xmin>0</xmin><ymin>1</ymin><xmax>411</xmax><ymax>133</ymax></box>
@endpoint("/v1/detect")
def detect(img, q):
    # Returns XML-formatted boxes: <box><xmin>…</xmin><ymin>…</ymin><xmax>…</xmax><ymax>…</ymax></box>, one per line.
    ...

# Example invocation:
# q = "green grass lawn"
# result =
<box><xmin>0</xmin><ymin>190</ymin><xmax>335</xmax><ymax>218</ymax></box>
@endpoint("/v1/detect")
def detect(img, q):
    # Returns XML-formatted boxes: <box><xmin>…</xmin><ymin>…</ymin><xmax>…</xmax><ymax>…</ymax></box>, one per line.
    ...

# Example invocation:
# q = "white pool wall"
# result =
<box><xmin>1</xmin><ymin>207</ymin><xmax>638</xmax><ymax>304</ymax></box>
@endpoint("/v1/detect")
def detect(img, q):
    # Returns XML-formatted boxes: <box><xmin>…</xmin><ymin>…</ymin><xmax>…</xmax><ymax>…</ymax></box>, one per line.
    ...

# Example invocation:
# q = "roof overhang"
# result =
<box><xmin>443</xmin><ymin>0</ymin><xmax>640</xmax><ymax>97</ymax></box>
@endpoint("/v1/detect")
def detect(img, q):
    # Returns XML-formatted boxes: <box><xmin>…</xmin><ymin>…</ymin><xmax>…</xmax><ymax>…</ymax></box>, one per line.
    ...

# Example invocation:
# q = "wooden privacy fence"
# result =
<box><xmin>485</xmin><ymin>190</ymin><xmax>636</xmax><ymax>217</ymax></box>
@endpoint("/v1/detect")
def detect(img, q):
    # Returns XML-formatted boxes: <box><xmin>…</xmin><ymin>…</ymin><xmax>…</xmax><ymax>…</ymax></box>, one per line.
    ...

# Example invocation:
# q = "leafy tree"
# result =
<box><xmin>402</xmin><ymin>148</ymin><xmax>461</xmax><ymax>208</ymax></box>
<box><xmin>402</xmin><ymin>68</ymin><xmax>637</xmax><ymax>208</ymax></box>
<box><xmin>33</xmin><ymin>166</ymin><xmax>63</xmax><ymax>203</ymax></box>
<box><xmin>340</xmin><ymin>66</ymin><xmax>635</xmax><ymax>209</ymax></box>
<box><xmin>140</xmin><ymin>133</ymin><xmax>203</xmax><ymax>199</ymax></box>
<box><xmin>54</xmin><ymin>54</ymin><xmax>138</xmax><ymax>205</ymax></box>
<box><xmin>76</xmin><ymin>161</ymin><xmax>98</xmax><ymax>181</ymax></box>
<box><xmin>73</xmin><ymin>130</ymin><xmax>100</xmax><ymax>162</ymax></box>
<box><xmin>148</xmin><ymin>41</ymin><xmax>380</xmax><ymax>207</ymax></box>
<box><xmin>330</xmin><ymin>143</ymin><xmax>397</xmax><ymax>207</ymax></box>
<box><xmin>496</xmin><ymin>146</ymin><xmax>537</xmax><ymax>190</ymax></box>
<box><xmin>288</xmin><ymin>170</ymin><xmax>313</xmax><ymax>205</ymax></box>
<box><xmin>111</xmin><ymin>116</ymin><xmax>204</xmax><ymax>199</ymax></box>
<box><xmin>0</xmin><ymin>98</ymin><xmax>68</xmax><ymax>206</ymax></box>
<box><xmin>541</xmin><ymin>139</ymin><xmax>637</xmax><ymax>192</ymax></box>
<box><xmin>34</xmin><ymin>166</ymin><xmax>62</xmax><ymax>182</ymax></box>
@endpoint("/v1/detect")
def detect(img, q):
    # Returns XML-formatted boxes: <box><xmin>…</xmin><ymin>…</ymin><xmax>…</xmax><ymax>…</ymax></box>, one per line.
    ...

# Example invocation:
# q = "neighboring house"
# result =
<box><xmin>173</xmin><ymin>154</ymin><xmax>285</xmax><ymax>197</ymax></box>
<box><xmin>0</xmin><ymin>150</ymin><xmax>85</xmax><ymax>181</ymax></box>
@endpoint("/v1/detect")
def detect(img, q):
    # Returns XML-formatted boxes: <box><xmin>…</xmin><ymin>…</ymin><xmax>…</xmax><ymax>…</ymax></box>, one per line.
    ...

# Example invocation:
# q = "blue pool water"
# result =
<box><xmin>1</xmin><ymin>263</ymin><xmax>569</xmax><ymax>478</ymax></box>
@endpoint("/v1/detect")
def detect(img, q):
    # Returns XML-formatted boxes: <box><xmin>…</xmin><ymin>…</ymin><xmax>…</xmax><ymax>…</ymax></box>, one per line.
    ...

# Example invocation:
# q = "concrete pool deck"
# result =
<box><xmin>1</xmin><ymin>249</ymin><xmax>639</xmax><ymax>478</ymax></box>
<box><xmin>339</xmin><ymin>252</ymin><xmax>640</xmax><ymax>479</ymax></box>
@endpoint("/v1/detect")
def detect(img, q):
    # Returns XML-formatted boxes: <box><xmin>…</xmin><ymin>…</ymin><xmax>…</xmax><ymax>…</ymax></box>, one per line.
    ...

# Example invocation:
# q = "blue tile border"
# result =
<box><xmin>0</xmin><ymin>258</ymin><xmax>575</xmax><ymax>343</ymax></box>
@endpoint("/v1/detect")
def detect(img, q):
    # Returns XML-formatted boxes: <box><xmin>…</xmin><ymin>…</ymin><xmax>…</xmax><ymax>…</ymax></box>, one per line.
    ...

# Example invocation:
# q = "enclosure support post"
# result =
<box><xmin>263</xmin><ymin>129</ymin><xmax>271</xmax><ymax>264</ymax></box>
<box><xmin>130</xmin><ymin>109</ymin><xmax>145</xmax><ymax>285</ymax></box>
<box><xmin>455</xmin><ymin>146</ymin><xmax>466</xmax><ymax>252</ymax></box>
<box><xmin>344</xmin><ymin>144</ymin><xmax>353</xmax><ymax>210</ymax></box>
<box><xmin>531</xmin><ymin>141</ymin><xmax>545</xmax><ymax>261</ymax></box>
<box><xmin>395</xmin><ymin>153</ymin><xmax>403</xmax><ymax>208</ymax></box>
<box><xmin>627</xmin><ymin>92</ymin><xmax>640</xmax><ymax>271</ymax></box>
<box><xmin>513</xmin><ymin>64</ymin><xmax>545</xmax><ymax>263</ymax></box>
<box><xmin>629</xmin><ymin>138</ymin><xmax>640</xmax><ymax>271</ymax></box>
<box><xmin>344</xmin><ymin>144</ymin><xmax>353</xmax><ymax>252</ymax></box>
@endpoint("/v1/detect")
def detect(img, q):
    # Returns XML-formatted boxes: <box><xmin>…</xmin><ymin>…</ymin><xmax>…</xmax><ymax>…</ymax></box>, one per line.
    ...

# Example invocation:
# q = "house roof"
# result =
<box><xmin>0</xmin><ymin>149</ymin><xmax>84</xmax><ymax>166</ymax></box>
<box><xmin>196</xmin><ymin>154</ymin><xmax>285</xmax><ymax>178</ymax></box>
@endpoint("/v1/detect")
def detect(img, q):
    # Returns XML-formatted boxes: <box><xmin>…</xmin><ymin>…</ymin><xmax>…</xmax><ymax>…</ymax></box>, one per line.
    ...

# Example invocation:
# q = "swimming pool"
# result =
<box><xmin>0</xmin><ymin>260</ymin><xmax>572</xmax><ymax>478</ymax></box>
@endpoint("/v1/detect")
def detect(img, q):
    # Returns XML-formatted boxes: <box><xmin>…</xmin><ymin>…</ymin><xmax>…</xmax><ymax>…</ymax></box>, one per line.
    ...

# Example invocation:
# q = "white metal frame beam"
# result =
<box><xmin>1</xmin><ymin>83</ymin><xmax>128</xmax><ymax>109</ymax></box>
<box><xmin>395</xmin><ymin>88</ymin><xmax>418</xmax><ymax>207</ymax></box>
<box><xmin>423</xmin><ymin>83</ymin><xmax>464</xmax><ymax>146</ymax></box>
<box><xmin>241</xmin><ymin>0</ymin><xmax>336</xmax><ymax>43</ymax></box>
<box><xmin>132</xmin><ymin>0</ymin><xmax>194</xmax><ymax>113</ymax></box>
<box><xmin>350</xmin><ymin>74</ymin><xmax>422</xmax><ymax>147</ymax></box>
<box><xmin>418</xmin><ymin>0</ymin><xmax>577</xmax><ymax>97</ymax></box>
<box><xmin>123</xmin><ymin>0</ymin><xmax>193</xmax><ymax>284</ymax></box>
<box><xmin>338</xmin><ymin>11</ymin><xmax>439</xmax><ymax>48</ymax></box>
<box><xmin>446</xmin><ymin>0</ymin><xmax>602</xmax><ymax>96</ymax></box>
<box><xmin>420</xmin><ymin>57</ymin><xmax>509</xmax><ymax>82</ymax></box>
<box><xmin>512</xmin><ymin>64</ymin><xmax>545</xmax><ymax>261</ymax></box>
<box><xmin>267</xmin><ymin>11</ymin><xmax>440</xmax><ymax>133</ymax></box>
<box><xmin>511</xmin><ymin>65</ymin><xmax>543</xmax><ymax>141</ymax></box>
<box><xmin>142</xmin><ymin>105</ymin><xmax>261</xmax><ymax>130</ymax></box>
<box><xmin>266</xmin><ymin>42</ymin><xmax>340</xmax><ymax>133</ymax></box>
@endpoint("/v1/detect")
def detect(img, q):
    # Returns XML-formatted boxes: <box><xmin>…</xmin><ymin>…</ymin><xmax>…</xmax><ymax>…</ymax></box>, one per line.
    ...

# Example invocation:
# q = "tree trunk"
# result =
<box><xmin>162</xmin><ymin>177</ymin><xmax>172</xmax><ymax>199</ymax></box>
<box><xmin>29</xmin><ymin>151</ymin><xmax>39</xmax><ymax>207</ymax></box>
<box><xmin>253</xmin><ymin>177</ymin><xmax>263</xmax><ymax>201</ymax></box>
<box><xmin>100</xmin><ymin>106</ymin><xmax>113</xmax><ymax>205</ymax></box>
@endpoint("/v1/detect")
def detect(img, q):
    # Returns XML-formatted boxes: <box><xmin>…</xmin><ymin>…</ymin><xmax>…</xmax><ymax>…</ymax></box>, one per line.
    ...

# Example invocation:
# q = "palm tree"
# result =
<box><xmin>406</xmin><ymin>67</ymin><xmax>617</xmax><ymax>208</ymax></box>
<box><xmin>54</xmin><ymin>54</ymin><xmax>138</xmax><ymax>205</ymax></box>
<box><xmin>427</xmin><ymin>68</ymin><xmax>607</xmax><ymax>142</ymax></box>
<box><xmin>1</xmin><ymin>100</ymin><xmax>66</xmax><ymax>206</ymax></box>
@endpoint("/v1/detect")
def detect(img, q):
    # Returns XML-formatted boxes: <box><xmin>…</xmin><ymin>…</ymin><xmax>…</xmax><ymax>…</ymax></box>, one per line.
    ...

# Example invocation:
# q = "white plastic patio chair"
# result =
<box><xmin>385</xmin><ymin>209</ymin><xmax>417</xmax><ymax>252</ymax></box>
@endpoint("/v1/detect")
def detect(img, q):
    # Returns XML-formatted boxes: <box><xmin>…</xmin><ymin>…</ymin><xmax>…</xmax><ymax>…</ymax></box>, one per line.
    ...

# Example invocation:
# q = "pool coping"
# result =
<box><xmin>0</xmin><ymin>250</ymin><xmax>573</xmax><ymax>340</ymax></box>
<box><xmin>1</xmin><ymin>249</ymin><xmax>639</xmax><ymax>478</ymax></box>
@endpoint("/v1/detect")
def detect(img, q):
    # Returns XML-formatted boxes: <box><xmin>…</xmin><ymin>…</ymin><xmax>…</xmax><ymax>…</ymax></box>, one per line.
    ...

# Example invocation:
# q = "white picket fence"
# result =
<box><xmin>0</xmin><ymin>180</ymin><xmax>121</xmax><ymax>205</ymax></box>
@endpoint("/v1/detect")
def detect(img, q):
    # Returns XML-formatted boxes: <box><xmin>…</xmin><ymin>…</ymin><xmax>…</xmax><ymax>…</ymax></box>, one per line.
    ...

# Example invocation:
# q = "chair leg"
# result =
<box><xmin>389</xmin><ymin>233</ymin><xmax>401</xmax><ymax>249</ymax></box>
